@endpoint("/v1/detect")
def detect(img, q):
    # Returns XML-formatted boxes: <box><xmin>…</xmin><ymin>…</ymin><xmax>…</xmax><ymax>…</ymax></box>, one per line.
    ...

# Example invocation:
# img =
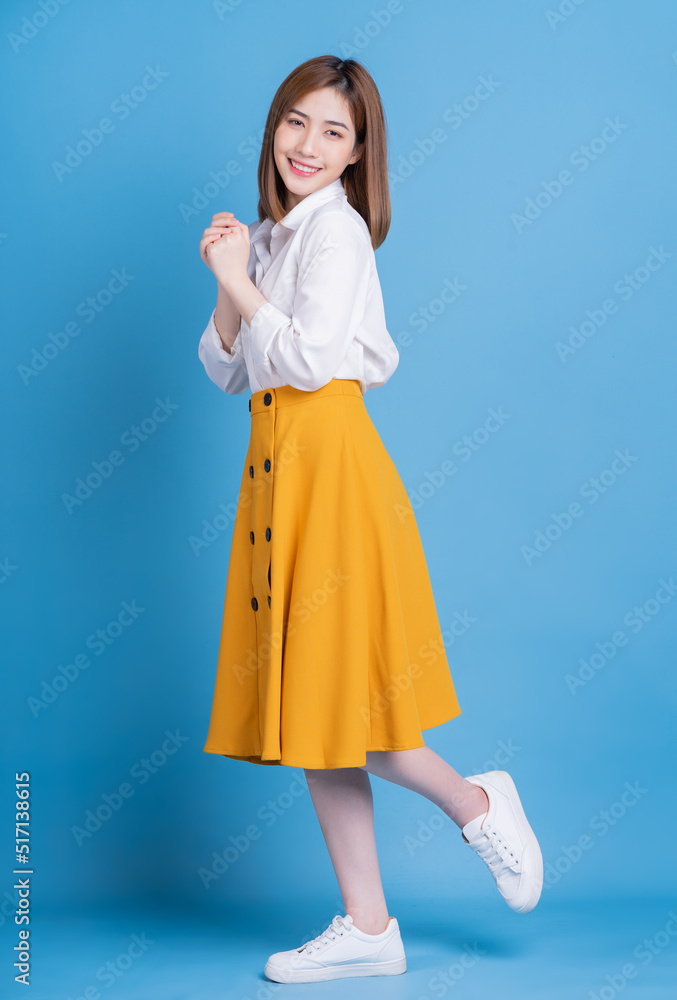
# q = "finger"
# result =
<box><xmin>200</xmin><ymin>235</ymin><xmax>223</xmax><ymax>253</ymax></box>
<box><xmin>206</xmin><ymin>220</ymin><xmax>239</xmax><ymax>231</ymax></box>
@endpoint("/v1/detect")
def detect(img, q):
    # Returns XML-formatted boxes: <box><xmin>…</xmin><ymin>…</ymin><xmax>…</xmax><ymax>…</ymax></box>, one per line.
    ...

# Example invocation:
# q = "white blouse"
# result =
<box><xmin>197</xmin><ymin>176</ymin><xmax>399</xmax><ymax>395</ymax></box>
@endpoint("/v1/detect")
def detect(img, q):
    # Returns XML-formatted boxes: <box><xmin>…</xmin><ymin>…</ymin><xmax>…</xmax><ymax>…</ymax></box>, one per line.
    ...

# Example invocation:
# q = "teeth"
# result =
<box><xmin>290</xmin><ymin>159</ymin><xmax>320</xmax><ymax>173</ymax></box>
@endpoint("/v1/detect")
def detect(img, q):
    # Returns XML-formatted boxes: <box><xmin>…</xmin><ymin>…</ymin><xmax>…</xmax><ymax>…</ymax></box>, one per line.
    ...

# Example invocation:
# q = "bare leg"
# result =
<box><xmin>303</xmin><ymin>766</ymin><xmax>391</xmax><ymax>935</ymax></box>
<box><xmin>362</xmin><ymin>745</ymin><xmax>489</xmax><ymax>830</ymax></box>
<box><xmin>302</xmin><ymin>747</ymin><xmax>488</xmax><ymax>933</ymax></box>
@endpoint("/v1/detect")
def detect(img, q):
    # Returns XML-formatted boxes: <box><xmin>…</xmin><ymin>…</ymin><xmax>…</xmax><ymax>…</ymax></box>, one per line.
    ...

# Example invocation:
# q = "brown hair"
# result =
<box><xmin>256</xmin><ymin>55</ymin><xmax>390</xmax><ymax>249</ymax></box>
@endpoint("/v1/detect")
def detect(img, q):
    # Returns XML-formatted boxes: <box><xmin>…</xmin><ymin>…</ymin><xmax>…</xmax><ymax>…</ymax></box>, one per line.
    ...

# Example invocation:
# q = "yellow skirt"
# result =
<box><xmin>203</xmin><ymin>378</ymin><xmax>462</xmax><ymax>769</ymax></box>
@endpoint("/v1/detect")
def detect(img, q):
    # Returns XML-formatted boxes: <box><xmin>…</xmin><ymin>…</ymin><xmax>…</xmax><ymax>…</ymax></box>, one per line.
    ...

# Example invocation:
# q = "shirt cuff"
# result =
<box><xmin>201</xmin><ymin>309</ymin><xmax>245</xmax><ymax>365</ymax></box>
<box><xmin>248</xmin><ymin>301</ymin><xmax>290</xmax><ymax>369</ymax></box>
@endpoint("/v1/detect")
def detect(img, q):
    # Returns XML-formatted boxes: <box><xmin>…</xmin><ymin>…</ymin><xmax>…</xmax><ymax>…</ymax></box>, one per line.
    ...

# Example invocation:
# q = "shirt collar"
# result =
<box><xmin>251</xmin><ymin>176</ymin><xmax>346</xmax><ymax>249</ymax></box>
<box><xmin>273</xmin><ymin>176</ymin><xmax>346</xmax><ymax>232</ymax></box>
<box><xmin>249</xmin><ymin>177</ymin><xmax>347</xmax><ymax>281</ymax></box>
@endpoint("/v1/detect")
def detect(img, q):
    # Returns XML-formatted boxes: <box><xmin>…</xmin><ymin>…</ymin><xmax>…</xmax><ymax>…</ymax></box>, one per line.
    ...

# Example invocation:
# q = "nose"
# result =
<box><xmin>294</xmin><ymin>133</ymin><xmax>320</xmax><ymax>158</ymax></box>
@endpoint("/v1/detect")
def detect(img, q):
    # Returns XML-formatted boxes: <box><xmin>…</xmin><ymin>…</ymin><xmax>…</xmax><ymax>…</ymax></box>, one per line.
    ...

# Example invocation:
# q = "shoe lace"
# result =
<box><xmin>471</xmin><ymin>822</ymin><xmax>520</xmax><ymax>879</ymax></box>
<box><xmin>298</xmin><ymin>914</ymin><xmax>353</xmax><ymax>955</ymax></box>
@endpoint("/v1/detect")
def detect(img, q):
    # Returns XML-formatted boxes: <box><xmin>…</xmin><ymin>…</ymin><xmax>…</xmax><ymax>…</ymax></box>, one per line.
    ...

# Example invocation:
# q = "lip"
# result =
<box><xmin>288</xmin><ymin>156</ymin><xmax>322</xmax><ymax>176</ymax></box>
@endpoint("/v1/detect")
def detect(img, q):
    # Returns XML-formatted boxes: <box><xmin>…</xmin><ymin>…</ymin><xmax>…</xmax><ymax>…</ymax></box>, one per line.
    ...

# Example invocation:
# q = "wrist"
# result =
<box><xmin>220</xmin><ymin>270</ymin><xmax>249</xmax><ymax>297</ymax></box>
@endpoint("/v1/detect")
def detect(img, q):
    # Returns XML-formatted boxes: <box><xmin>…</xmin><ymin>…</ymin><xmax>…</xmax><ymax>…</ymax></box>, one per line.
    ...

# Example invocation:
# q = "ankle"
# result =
<box><xmin>347</xmin><ymin>911</ymin><xmax>391</xmax><ymax>935</ymax></box>
<box><xmin>453</xmin><ymin>782</ymin><xmax>489</xmax><ymax>829</ymax></box>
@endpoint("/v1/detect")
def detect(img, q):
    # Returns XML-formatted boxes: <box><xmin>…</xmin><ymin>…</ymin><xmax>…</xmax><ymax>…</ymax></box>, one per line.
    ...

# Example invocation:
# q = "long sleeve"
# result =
<box><xmin>197</xmin><ymin>221</ymin><xmax>264</xmax><ymax>396</ymax></box>
<box><xmin>198</xmin><ymin>310</ymin><xmax>250</xmax><ymax>396</ymax></box>
<box><xmin>247</xmin><ymin>212</ymin><xmax>371</xmax><ymax>392</ymax></box>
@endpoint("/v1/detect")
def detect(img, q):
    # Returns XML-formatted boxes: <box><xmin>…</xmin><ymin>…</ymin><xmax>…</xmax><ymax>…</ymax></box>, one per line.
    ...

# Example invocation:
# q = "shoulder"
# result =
<box><xmin>299</xmin><ymin>200</ymin><xmax>372</xmax><ymax>258</ymax></box>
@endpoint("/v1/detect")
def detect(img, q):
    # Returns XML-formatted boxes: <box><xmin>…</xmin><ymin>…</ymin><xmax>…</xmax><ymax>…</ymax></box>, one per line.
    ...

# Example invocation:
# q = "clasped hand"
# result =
<box><xmin>200</xmin><ymin>211</ymin><xmax>250</xmax><ymax>289</ymax></box>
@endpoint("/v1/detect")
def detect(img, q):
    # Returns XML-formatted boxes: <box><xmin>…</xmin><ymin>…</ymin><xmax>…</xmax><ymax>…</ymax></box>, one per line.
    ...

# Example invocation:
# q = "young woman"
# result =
<box><xmin>198</xmin><ymin>55</ymin><xmax>543</xmax><ymax>985</ymax></box>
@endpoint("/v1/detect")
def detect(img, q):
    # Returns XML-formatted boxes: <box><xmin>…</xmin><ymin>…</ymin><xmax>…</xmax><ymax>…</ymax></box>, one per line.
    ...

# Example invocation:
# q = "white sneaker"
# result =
<box><xmin>461</xmin><ymin>770</ymin><xmax>543</xmax><ymax>914</ymax></box>
<box><xmin>264</xmin><ymin>913</ymin><xmax>407</xmax><ymax>983</ymax></box>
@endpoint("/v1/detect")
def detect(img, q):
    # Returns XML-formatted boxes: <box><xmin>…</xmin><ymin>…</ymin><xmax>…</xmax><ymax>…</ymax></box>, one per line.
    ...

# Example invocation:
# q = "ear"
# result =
<box><xmin>348</xmin><ymin>142</ymin><xmax>364</xmax><ymax>166</ymax></box>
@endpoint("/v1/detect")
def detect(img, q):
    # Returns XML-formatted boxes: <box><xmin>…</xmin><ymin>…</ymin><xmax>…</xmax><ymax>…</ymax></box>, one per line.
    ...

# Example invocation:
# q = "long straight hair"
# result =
<box><xmin>257</xmin><ymin>55</ymin><xmax>390</xmax><ymax>250</ymax></box>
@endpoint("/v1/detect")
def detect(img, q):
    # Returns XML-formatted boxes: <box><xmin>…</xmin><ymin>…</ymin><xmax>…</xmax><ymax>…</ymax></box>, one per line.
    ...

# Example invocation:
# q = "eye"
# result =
<box><xmin>286</xmin><ymin>118</ymin><xmax>343</xmax><ymax>139</ymax></box>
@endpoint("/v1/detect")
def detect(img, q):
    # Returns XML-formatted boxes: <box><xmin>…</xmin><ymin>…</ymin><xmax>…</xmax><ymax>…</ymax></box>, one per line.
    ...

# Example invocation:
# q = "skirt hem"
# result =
<box><xmin>202</xmin><ymin>707</ymin><xmax>462</xmax><ymax>769</ymax></box>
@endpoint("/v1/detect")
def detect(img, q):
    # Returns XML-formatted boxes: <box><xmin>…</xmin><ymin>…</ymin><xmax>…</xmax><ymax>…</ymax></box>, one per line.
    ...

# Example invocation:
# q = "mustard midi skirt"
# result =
<box><xmin>203</xmin><ymin>377</ymin><xmax>462</xmax><ymax>769</ymax></box>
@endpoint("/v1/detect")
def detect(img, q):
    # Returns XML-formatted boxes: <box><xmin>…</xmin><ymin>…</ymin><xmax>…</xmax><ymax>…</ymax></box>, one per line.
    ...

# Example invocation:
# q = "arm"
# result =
<box><xmin>213</xmin><ymin>281</ymin><xmax>242</xmax><ymax>354</ymax></box>
<box><xmin>198</xmin><ymin>226</ymin><xmax>257</xmax><ymax>396</ymax></box>
<box><xmin>222</xmin><ymin>212</ymin><xmax>370</xmax><ymax>392</ymax></box>
<box><xmin>197</xmin><ymin>304</ymin><xmax>250</xmax><ymax>396</ymax></box>
<box><xmin>198</xmin><ymin>283</ymin><xmax>250</xmax><ymax>395</ymax></box>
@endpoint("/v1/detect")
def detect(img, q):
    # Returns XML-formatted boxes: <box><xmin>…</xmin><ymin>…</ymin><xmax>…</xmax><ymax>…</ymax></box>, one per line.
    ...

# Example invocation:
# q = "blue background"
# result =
<box><xmin>2</xmin><ymin>0</ymin><xmax>676</xmax><ymax>997</ymax></box>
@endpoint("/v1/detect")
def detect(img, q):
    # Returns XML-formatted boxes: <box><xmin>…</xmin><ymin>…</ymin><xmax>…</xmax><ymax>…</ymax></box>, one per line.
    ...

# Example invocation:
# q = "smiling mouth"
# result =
<box><xmin>288</xmin><ymin>157</ymin><xmax>322</xmax><ymax>174</ymax></box>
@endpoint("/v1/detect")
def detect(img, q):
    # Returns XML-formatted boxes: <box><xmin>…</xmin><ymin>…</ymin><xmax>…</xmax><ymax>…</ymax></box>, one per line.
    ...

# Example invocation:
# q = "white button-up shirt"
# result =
<box><xmin>197</xmin><ymin>177</ymin><xmax>399</xmax><ymax>395</ymax></box>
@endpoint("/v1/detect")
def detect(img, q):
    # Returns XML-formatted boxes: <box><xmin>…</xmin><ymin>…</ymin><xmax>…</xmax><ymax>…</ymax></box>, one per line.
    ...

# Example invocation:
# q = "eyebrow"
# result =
<box><xmin>287</xmin><ymin>108</ymin><xmax>350</xmax><ymax>131</ymax></box>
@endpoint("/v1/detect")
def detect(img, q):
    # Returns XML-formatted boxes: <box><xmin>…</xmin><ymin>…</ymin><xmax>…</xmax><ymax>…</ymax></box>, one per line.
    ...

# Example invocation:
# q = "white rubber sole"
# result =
<box><xmin>264</xmin><ymin>954</ymin><xmax>407</xmax><ymax>983</ymax></box>
<box><xmin>468</xmin><ymin>769</ymin><xmax>544</xmax><ymax>914</ymax></box>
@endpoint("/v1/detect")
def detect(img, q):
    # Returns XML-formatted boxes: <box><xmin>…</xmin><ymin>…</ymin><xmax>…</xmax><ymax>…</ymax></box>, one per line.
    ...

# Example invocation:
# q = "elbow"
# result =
<box><xmin>267</xmin><ymin>330</ymin><xmax>351</xmax><ymax>392</ymax></box>
<box><xmin>279</xmin><ymin>351</ymin><xmax>343</xmax><ymax>393</ymax></box>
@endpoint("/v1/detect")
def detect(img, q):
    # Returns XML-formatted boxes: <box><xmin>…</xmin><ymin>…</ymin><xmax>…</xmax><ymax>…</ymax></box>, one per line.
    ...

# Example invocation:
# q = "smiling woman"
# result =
<box><xmin>196</xmin><ymin>53</ymin><xmax>542</xmax><ymax>986</ymax></box>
